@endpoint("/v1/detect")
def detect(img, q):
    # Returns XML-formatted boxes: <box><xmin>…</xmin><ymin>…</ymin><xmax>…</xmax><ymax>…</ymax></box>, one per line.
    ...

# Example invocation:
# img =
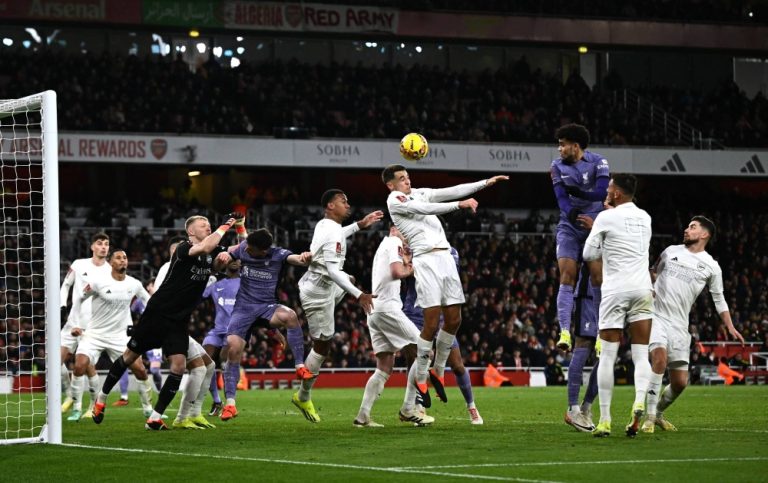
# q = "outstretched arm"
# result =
<box><xmin>287</xmin><ymin>252</ymin><xmax>312</xmax><ymax>267</ymax></box>
<box><xmin>429</xmin><ymin>176</ymin><xmax>507</xmax><ymax>202</ymax></box>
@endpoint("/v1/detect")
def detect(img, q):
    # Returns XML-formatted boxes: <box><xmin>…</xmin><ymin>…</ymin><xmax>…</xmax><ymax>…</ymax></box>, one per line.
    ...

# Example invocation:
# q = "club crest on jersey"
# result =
<box><xmin>396</xmin><ymin>195</ymin><xmax>408</xmax><ymax>203</ymax></box>
<box><xmin>335</xmin><ymin>242</ymin><xmax>342</xmax><ymax>254</ymax></box>
<box><xmin>582</xmin><ymin>172</ymin><xmax>589</xmax><ymax>183</ymax></box>
<box><xmin>697</xmin><ymin>262</ymin><xmax>706</xmax><ymax>271</ymax></box>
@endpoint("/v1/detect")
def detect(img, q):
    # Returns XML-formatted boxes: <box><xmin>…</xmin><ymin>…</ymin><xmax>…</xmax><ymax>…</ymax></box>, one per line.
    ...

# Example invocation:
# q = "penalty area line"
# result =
<box><xmin>61</xmin><ymin>443</ymin><xmax>561</xmax><ymax>483</ymax></box>
<box><xmin>397</xmin><ymin>456</ymin><xmax>768</xmax><ymax>470</ymax></box>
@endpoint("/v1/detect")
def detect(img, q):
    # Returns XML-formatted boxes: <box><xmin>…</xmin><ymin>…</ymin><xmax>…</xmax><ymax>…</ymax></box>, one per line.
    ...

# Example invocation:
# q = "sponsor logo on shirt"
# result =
<box><xmin>336</xmin><ymin>242</ymin><xmax>342</xmax><ymax>254</ymax></box>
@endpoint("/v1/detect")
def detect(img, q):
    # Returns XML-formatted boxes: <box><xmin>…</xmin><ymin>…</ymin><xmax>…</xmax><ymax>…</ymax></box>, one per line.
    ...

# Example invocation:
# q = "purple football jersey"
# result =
<box><xmin>230</xmin><ymin>242</ymin><xmax>292</xmax><ymax>306</ymax></box>
<box><xmin>550</xmin><ymin>150</ymin><xmax>610</xmax><ymax>217</ymax></box>
<box><xmin>202</xmin><ymin>277</ymin><xmax>240</xmax><ymax>334</ymax></box>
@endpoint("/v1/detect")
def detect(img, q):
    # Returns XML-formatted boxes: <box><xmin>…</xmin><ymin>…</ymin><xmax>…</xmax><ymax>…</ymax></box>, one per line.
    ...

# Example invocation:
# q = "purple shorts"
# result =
<box><xmin>556</xmin><ymin>221</ymin><xmax>589</xmax><ymax>261</ymax></box>
<box><xmin>145</xmin><ymin>349</ymin><xmax>163</xmax><ymax>363</ymax></box>
<box><xmin>405</xmin><ymin>311</ymin><xmax>460</xmax><ymax>349</ymax></box>
<box><xmin>226</xmin><ymin>303</ymin><xmax>279</xmax><ymax>341</ymax></box>
<box><xmin>202</xmin><ymin>329</ymin><xmax>228</xmax><ymax>348</ymax></box>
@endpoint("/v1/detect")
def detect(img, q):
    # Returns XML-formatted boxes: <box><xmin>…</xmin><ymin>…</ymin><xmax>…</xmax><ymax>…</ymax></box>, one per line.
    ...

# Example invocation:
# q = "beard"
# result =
<box><xmin>683</xmin><ymin>237</ymin><xmax>697</xmax><ymax>246</ymax></box>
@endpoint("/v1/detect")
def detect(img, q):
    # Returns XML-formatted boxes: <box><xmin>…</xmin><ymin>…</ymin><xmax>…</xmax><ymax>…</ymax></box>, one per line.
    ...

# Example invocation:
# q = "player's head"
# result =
<box><xmin>108</xmin><ymin>249</ymin><xmax>128</xmax><ymax>274</ymax></box>
<box><xmin>321</xmin><ymin>189</ymin><xmax>351</xmax><ymax>221</ymax></box>
<box><xmin>185</xmin><ymin>215</ymin><xmax>211</xmax><ymax>242</ymax></box>
<box><xmin>606</xmin><ymin>173</ymin><xmax>637</xmax><ymax>207</ymax></box>
<box><xmin>246</xmin><ymin>228</ymin><xmax>273</xmax><ymax>255</ymax></box>
<box><xmin>555</xmin><ymin>123</ymin><xmax>590</xmax><ymax>164</ymax></box>
<box><xmin>684</xmin><ymin>215</ymin><xmax>716</xmax><ymax>247</ymax></box>
<box><xmin>226</xmin><ymin>258</ymin><xmax>241</xmax><ymax>276</ymax></box>
<box><xmin>382</xmin><ymin>164</ymin><xmax>410</xmax><ymax>194</ymax></box>
<box><xmin>90</xmin><ymin>232</ymin><xmax>110</xmax><ymax>259</ymax></box>
<box><xmin>168</xmin><ymin>235</ymin><xmax>185</xmax><ymax>258</ymax></box>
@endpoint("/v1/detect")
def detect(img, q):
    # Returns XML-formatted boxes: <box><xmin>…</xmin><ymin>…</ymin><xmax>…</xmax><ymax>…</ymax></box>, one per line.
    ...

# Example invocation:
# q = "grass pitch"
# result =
<box><xmin>2</xmin><ymin>385</ymin><xmax>767</xmax><ymax>482</ymax></box>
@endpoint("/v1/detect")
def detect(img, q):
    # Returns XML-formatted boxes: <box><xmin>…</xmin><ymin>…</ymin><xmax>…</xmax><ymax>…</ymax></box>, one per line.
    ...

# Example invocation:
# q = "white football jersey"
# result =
<box><xmin>387</xmin><ymin>189</ymin><xmax>454</xmax><ymax>256</ymax></box>
<box><xmin>84</xmin><ymin>274</ymin><xmax>150</xmax><ymax>338</ymax></box>
<box><xmin>370</xmin><ymin>235</ymin><xmax>406</xmax><ymax>313</ymax></box>
<box><xmin>60</xmin><ymin>258</ymin><xmax>112</xmax><ymax>329</ymax></box>
<box><xmin>306</xmin><ymin>218</ymin><xmax>352</xmax><ymax>280</ymax></box>
<box><xmin>583</xmin><ymin>202</ymin><xmax>653</xmax><ymax>296</ymax></box>
<box><xmin>154</xmin><ymin>261</ymin><xmax>170</xmax><ymax>289</ymax></box>
<box><xmin>653</xmin><ymin>244</ymin><xmax>728</xmax><ymax>329</ymax></box>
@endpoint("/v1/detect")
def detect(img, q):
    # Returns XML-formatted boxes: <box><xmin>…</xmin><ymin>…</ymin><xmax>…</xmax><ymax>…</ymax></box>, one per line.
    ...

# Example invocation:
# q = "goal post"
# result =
<box><xmin>0</xmin><ymin>90</ymin><xmax>61</xmax><ymax>445</ymax></box>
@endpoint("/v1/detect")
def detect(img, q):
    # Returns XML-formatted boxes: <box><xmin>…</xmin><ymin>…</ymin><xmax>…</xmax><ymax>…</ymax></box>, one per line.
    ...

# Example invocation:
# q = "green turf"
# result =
<box><xmin>2</xmin><ymin>385</ymin><xmax>767</xmax><ymax>482</ymax></box>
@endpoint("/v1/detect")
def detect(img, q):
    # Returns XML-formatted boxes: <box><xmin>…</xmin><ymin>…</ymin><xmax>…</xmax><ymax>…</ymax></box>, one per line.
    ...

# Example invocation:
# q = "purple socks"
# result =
<box><xmin>224</xmin><ymin>363</ymin><xmax>240</xmax><ymax>400</ymax></box>
<box><xmin>210</xmin><ymin>370</ymin><xmax>221</xmax><ymax>404</ymax></box>
<box><xmin>557</xmin><ymin>284</ymin><xmax>575</xmax><ymax>332</ymax></box>
<box><xmin>454</xmin><ymin>370</ymin><xmax>474</xmax><ymax>406</ymax></box>
<box><xmin>568</xmin><ymin>347</ymin><xmax>590</xmax><ymax>406</ymax></box>
<box><xmin>286</xmin><ymin>326</ymin><xmax>305</xmax><ymax>364</ymax></box>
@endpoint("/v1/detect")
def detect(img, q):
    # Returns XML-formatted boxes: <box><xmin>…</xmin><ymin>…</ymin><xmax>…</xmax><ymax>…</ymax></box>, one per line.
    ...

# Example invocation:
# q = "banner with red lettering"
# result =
<box><xmin>0</xmin><ymin>0</ymin><xmax>141</xmax><ymax>23</ymax></box>
<box><xmin>222</xmin><ymin>1</ymin><xmax>398</xmax><ymax>33</ymax></box>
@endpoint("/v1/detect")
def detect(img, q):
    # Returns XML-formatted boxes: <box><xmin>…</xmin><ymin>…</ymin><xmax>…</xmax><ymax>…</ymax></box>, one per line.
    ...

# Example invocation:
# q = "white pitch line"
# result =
<box><xmin>397</xmin><ymin>456</ymin><xmax>768</xmax><ymax>470</ymax></box>
<box><xmin>61</xmin><ymin>443</ymin><xmax>561</xmax><ymax>483</ymax></box>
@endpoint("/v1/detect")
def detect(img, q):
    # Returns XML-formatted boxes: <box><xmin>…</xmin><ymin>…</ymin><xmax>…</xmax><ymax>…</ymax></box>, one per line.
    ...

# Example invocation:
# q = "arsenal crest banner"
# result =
<box><xmin>222</xmin><ymin>1</ymin><xmax>398</xmax><ymax>33</ymax></box>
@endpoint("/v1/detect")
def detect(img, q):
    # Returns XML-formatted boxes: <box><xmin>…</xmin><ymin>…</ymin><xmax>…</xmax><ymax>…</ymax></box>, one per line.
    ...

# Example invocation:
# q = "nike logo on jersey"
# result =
<box><xmin>216</xmin><ymin>288</ymin><xmax>225</xmax><ymax>291</ymax></box>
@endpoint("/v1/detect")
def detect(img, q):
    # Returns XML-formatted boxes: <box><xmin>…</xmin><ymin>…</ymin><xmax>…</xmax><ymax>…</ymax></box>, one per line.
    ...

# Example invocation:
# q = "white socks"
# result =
<box><xmin>178</xmin><ymin>365</ymin><xmax>205</xmax><ymax>421</ymax></box>
<box><xmin>138</xmin><ymin>378</ymin><xmax>154</xmax><ymax>412</ymax></box>
<box><xmin>415</xmin><ymin>337</ymin><xmax>432</xmax><ymax>384</ymax></box>
<box><xmin>432</xmin><ymin>330</ymin><xmax>456</xmax><ymax>377</ymax></box>
<box><xmin>298</xmin><ymin>349</ymin><xmax>325</xmax><ymax>402</ymax></box>
<box><xmin>61</xmin><ymin>363</ymin><xmax>71</xmax><ymax>398</ymax></box>
<box><xmin>631</xmin><ymin>344</ymin><xmax>651</xmax><ymax>407</ymax></box>
<box><xmin>402</xmin><ymin>363</ymin><xmax>419</xmax><ymax>412</ymax></box>
<box><xmin>357</xmin><ymin>369</ymin><xmax>389</xmax><ymax>421</ymax></box>
<box><xmin>646</xmin><ymin>371</ymin><xmax>664</xmax><ymax>417</ymax></box>
<box><xmin>88</xmin><ymin>375</ymin><xmax>100</xmax><ymax>408</ymax></box>
<box><xmin>657</xmin><ymin>384</ymin><xmax>681</xmax><ymax>415</ymax></box>
<box><xmin>191</xmin><ymin>362</ymin><xmax>216</xmax><ymax>417</ymax></box>
<box><xmin>597</xmin><ymin>339</ymin><xmax>619</xmax><ymax>423</ymax></box>
<box><xmin>71</xmin><ymin>375</ymin><xmax>85</xmax><ymax>411</ymax></box>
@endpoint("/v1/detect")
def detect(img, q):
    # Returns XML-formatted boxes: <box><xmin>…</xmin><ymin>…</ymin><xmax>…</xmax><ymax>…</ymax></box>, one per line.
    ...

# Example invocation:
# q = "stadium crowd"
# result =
<box><xmin>5</xmin><ymin>204</ymin><xmax>763</xmax><ymax>379</ymax></box>
<box><xmin>1</xmin><ymin>51</ymin><xmax>766</xmax><ymax>147</ymax></box>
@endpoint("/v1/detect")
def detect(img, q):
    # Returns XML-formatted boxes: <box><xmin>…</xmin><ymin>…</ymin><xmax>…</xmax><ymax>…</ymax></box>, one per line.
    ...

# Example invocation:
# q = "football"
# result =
<box><xmin>399</xmin><ymin>132</ymin><xmax>429</xmax><ymax>161</ymax></box>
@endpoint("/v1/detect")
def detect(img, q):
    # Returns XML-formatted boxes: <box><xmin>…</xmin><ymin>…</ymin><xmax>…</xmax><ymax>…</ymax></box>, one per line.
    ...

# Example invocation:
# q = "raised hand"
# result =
<box><xmin>359</xmin><ymin>210</ymin><xmax>384</xmax><ymax>229</ymax></box>
<box><xmin>486</xmin><ymin>175</ymin><xmax>509</xmax><ymax>186</ymax></box>
<box><xmin>459</xmin><ymin>198</ymin><xmax>479</xmax><ymax>213</ymax></box>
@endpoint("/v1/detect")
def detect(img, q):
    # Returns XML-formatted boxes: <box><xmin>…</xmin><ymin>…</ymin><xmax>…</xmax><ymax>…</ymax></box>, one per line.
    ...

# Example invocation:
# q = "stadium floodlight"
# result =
<box><xmin>0</xmin><ymin>91</ymin><xmax>61</xmax><ymax>445</ymax></box>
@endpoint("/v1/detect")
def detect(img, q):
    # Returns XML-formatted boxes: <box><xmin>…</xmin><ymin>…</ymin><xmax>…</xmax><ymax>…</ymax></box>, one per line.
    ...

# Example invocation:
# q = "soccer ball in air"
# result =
<box><xmin>399</xmin><ymin>133</ymin><xmax>429</xmax><ymax>161</ymax></box>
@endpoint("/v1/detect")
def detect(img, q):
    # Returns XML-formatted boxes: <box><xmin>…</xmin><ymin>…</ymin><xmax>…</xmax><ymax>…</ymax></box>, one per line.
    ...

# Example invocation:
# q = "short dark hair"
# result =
<box><xmin>381</xmin><ymin>164</ymin><xmax>407</xmax><ymax>184</ymax></box>
<box><xmin>320</xmin><ymin>189</ymin><xmax>344</xmax><ymax>209</ymax></box>
<box><xmin>612</xmin><ymin>173</ymin><xmax>637</xmax><ymax>197</ymax></box>
<box><xmin>691</xmin><ymin>215</ymin><xmax>716</xmax><ymax>242</ymax></box>
<box><xmin>168</xmin><ymin>235</ymin><xmax>185</xmax><ymax>250</ymax></box>
<box><xmin>555</xmin><ymin>123</ymin><xmax>590</xmax><ymax>149</ymax></box>
<box><xmin>91</xmin><ymin>232</ymin><xmax>109</xmax><ymax>243</ymax></box>
<box><xmin>107</xmin><ymin>249</ymin><xmax>126</xmax><ymax>260</ymax></box>
<box><xmin>247</xmin><ymin>228</ymin><xmax>273</xmax><ymax>250</ymax></box>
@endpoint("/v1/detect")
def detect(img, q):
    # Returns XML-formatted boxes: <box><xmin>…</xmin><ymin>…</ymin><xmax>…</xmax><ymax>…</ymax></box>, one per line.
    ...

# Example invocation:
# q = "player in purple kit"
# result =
<box><xmin>201</xmin><ymin>258</ymin><xmax>240</xmax><ymax>416</ymax></box>
<box><xmin>402</xmin><ymin>247</ymin><xmax>483</xmax><ymax>424</ymax></box>
<box><xmin>564</xmin><ymin>263</ymin><xmax>600</xmax><ymax>432</ymax></box>
<box><xmin>550</xmin><ymin>123</ymin><xmax>609</xmax><ymax>353</ymax></box>
<box><xmin>217</xmin><ymin>228</ymin><xmax>312</xmax><ymax>421</ymax></box>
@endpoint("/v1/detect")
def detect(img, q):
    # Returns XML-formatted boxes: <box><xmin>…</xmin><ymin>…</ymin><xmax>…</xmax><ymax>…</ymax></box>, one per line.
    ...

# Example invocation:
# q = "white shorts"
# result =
<box><xmin>367</xmin><ymin>311</ymin><xmax>421</xmax><ymax>354</ymax></box>
<box><xmin>76</xmin><ymin>334</ymin><xmax>128</xmax><ymax>365</ymax></box>
<box><xmin>299</xmin><ymin>277</ymin><xmax>346</xmax><ymax>341</ymax></box>
<box><xmin>412</xmin><ymin>250</ymin><xmax>465</xmax><ymax>309</ymax></box>
<box><xmin>649</xmin><ymin>316</ymin><xmax>691</xmax><ymax>368</ymax></box>
<box><xmin>60</xmin><ymin>322</ymin><xmax>81</xmax><ymax>353</ymax></box>
<box><xmin>187</xmin><ymin>337</ymin><xmax>205</xmax><ymax>362</ymax></box>
<box><xmin>599</xmin><ymin>289</ymin><xmax>653</xmax><ymax>330</ymax></box>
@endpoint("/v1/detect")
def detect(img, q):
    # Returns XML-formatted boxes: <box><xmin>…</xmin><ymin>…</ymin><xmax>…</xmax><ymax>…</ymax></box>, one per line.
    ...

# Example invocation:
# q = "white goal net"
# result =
<box><xmin>0</xmin><ymin>91</ymin><xmax>61</xmax><ymax>444</ymax></box>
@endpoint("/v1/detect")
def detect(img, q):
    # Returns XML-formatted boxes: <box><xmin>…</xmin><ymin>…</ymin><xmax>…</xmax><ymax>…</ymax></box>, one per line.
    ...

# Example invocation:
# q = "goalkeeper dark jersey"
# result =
<box><xmin>143</xmin><ymin>240</ymin><xmax>225</xmax><ymax>322</ymax></box>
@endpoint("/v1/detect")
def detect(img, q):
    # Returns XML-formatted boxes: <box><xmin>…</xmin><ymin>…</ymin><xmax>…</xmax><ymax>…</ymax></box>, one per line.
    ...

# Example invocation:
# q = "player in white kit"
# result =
<box><xmin>294</xmin><ymin>189</ymin><xmax>383</xmax><ymax>422</ymax></box>
<box><xmin>582</xmin><ymin>174</ymin><xmax>653</xmax><ymax>438</ymax></box>
<box><xmin>642</xmin><ymin>216</ymin><xmax>744</xmax><ymax>433</ymax></box>
<box><xmin>382</xmin><ymin>164</ymin><xmax>507</xmax><ymax>403</ymax></box>
<box><xmin>71</xmin><ymin>249</ymin><xmax>156</xmax><ymax>419</ymax></box>
<box><xmin>354</xmin><ymin>224</ymin><xmax>434</xmax><ymax>427</ymax></box>
<box><xmin>59</xmin><ymin>232</ymin><xmax>112</xmax><ymax>416</ymax></box>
